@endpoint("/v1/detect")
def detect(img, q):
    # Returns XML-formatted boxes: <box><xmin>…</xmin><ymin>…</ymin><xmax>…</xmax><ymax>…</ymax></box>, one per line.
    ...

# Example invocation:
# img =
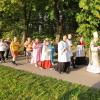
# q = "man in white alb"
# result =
<box><xmin>56</xmin><ymin>35</ymin><xmax>71</xmax><ymax>73</ymax></box>
<box><xmin>67</xmin><ymin>34</ymin><xmax>77</xmax><ymax>68</ymax></box>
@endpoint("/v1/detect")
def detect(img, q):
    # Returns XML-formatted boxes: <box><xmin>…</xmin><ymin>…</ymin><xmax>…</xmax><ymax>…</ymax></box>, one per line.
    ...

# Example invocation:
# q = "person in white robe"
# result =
<box><xmin>75</xmin><ymin>36</ymin><xmax>88</xmax><ymax>65</ymax></box>
<box><xmin>76</xmin><ymin>45</ymin><xmax>85</xmax><ymax>57</ymax></box>
<box><xmin>87</xmin><ymin>31</ymin><xmax>100</xmax><ymax>74</ymax></box>
<box><xmin>56</xmin><ymin>35</ymin><xmax>71</xmax><ymax>73</ymax></box>
<box><xmin>67</xmin><ymin>34</ymin><xmax>76</xmax><ymax>68</ymax></box>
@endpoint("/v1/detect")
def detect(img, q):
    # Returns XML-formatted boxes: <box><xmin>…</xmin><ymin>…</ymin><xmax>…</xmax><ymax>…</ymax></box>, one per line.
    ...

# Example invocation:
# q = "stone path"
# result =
<box><xmin>1</xmin><ymin>57</ymin><xmax>100</xmax><ymax>89</ymax></box>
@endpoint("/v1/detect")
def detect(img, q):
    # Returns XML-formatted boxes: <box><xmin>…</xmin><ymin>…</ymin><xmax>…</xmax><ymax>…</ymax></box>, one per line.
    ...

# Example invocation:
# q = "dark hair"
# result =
<box><xmin>63</xmin><ymin>34</ymin><xmax>67</xmax><ymax>36</ymax></box>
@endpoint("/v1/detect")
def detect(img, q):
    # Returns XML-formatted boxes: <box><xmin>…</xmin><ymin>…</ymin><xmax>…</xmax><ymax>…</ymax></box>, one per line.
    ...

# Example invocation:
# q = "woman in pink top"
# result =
<box><xmin>31</xmin><ymin>38</ymin><xmax>42</xmax><ymax>67</ymax></box>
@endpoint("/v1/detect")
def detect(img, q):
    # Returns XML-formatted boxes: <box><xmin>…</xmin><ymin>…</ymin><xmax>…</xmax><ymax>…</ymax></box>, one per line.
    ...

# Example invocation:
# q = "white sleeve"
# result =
<box><xmin>67</xmin><ymin>40</ymin><xmax>72</xmax><ymax>46</ymax></box>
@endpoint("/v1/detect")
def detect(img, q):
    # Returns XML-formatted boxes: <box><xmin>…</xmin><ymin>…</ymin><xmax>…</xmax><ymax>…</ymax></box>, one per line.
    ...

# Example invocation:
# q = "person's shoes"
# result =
<box><xmin>70</xmin><ymin>66</ymin><xmax>73</xmax><ymax>69</ymax></box>
<box><xmin>12</xmin><ymin>61</ymin><xmax>14</xmax><ymax>64</ymax></box>
<box><xmin>3</xmin><ymin>60</ymin><xmax>6</xmax><ymax>63</ymax></box>
<box><xmin>73</xmin><ymin>66</ymin><xmax>78</xmax><ymax>69</ymax></box>
<box><xmin>5</xmin><ymin>58</ymin><xmax>9</xmax><ymax>60</ymax></box>
<box><xmin>66</xmin><ymin>68</ymin><xmax>71</xmax><ymax>73</ymax></box>
<box><xmin>14</xmin><ymin>62</ymin><xmax>18</xmax><ymax>65</ymax></box>
<box><xmin>12</xmin><ymin>61</ymin><xmax>17</xmax><ymax>65</ymax></box>
<box><xmin>27</xmin><ymin>61</ymin><xmax>30</xmax><ymax>64</ymax></box>
<box><xmin>57</xmin><ymin>70</ymin><xmax>62</xmax><ymax>74</ymax></box>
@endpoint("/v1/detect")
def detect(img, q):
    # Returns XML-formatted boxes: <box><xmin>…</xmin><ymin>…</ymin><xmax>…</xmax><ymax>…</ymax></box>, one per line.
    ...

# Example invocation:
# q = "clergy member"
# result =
<box><xmin>56</xmin><ymin>35</ymin><xmax>71</xmax><ymax>73</ymax></box>
<box><xmin>67</xmin><ymin>34</ymin><xmax>77</xmax><ymax>68</ymax></box>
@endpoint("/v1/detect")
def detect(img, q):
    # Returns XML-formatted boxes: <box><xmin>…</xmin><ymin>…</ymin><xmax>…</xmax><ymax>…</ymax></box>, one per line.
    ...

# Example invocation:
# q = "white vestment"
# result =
<box><xmin>58</xmin><ymin>41</ymin><xmax>71</xmax><ymax>62</ymax></box>
<box><xmin>76</xmin><ymin>45</ymin><xmax>85</xmax><ymax>57</ymax></box>
<box><xmin>67</xmin><ymin>39</ymin><xmax>73</xmax><ymax>57</ymax></box>
<box><xmin>41</xmin><ymin>45</ymin><xmax>51</xmax><ymax>61</ymax></box>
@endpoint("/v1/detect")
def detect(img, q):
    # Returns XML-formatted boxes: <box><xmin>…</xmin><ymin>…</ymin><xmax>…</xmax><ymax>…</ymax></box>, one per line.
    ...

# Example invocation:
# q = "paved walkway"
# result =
<box><xmin>1</xmin><ymin>57</ymin><xmax>100</xmax><ymax>89</ymax></box>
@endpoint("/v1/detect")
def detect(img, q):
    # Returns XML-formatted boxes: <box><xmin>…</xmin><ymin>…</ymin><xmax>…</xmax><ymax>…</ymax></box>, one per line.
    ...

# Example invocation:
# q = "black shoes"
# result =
<box><xmin>12</xmin><ymin>61</ymin><xmax>17</xmax><ymax>65</ymax></box>
<box><xmin>73</xmin><ymin>66</ymin><xmax>78</xmax><ymax>69</ymax></box>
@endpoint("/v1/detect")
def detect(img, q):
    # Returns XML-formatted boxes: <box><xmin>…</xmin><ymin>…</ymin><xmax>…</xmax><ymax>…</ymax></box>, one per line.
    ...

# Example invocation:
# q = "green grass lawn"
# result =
<box><xmin>0</xmin><ymin>65</ymin><xmax>100</xmax><ymax>100</ymax></box>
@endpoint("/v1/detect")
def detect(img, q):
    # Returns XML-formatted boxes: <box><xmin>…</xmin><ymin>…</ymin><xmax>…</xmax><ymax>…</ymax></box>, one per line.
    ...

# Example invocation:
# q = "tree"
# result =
<box><xmin>46</xmin><ymin>0</ymin><xmax>79</xmax><ymax>42</ymax></box>
<box><xmin>76</xmin><ymin>0</ymin><xmax>100</xmax><ymax>38</ymax></box>
<box><xmin>0</xmin><ymin>0</ymin><xmax>49</xmax><ymax>41</ymax></box>
<box><xmin>0</xmin><ymin>0</ymin><xmax>80</xmax><ymax>42</ymax></box>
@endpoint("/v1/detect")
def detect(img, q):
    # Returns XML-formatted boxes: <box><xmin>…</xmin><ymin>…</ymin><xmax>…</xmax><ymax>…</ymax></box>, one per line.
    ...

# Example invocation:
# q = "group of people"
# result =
<box><xmin>56</xmin><ymin>34</ymin><xmax>87</xmax><ymax>73</ymax></box>
<box><xmin>0</xmin><ymin>37</ymin><xmax>19</xmax><ymax>64</ymax></box>
<box><xmin>24</xmin><ymin>37</ymin><xmax>55</xmax><ymax>69</ymax></box>
<box><xmin>24</xmin><ymin>34</ymin><xmax>88</xmax><ymax>72</ymax></box>
<box><xmin>0</xmin><ymin>32</ymin><xmax>100</xmax><ymax>74</ymax></box>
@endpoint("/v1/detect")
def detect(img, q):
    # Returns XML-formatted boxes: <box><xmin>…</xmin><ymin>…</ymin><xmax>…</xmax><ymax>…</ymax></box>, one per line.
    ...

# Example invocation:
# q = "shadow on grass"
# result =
<box><xmin>59</xmin><ymin>82</ymin><xmax>100</xmax><ymax>100</ymax></box>
<box><xmin>92</xmin><ymin>81</ymin><xmax>100</xmax><ymax>90</ymax></box>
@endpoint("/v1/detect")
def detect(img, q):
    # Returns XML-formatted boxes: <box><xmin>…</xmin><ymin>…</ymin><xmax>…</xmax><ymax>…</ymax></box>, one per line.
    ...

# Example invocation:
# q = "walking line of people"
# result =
<box><xmin>0</xmin><ymin>32</ymin><xmax>100</xmax><ymax>74</ymax></box>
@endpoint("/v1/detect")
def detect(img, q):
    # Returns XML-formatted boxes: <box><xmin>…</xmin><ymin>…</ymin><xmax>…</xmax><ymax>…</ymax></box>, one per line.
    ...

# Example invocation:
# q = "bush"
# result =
<box><xmin>30</xmin><ymin>32</ymin><xmax>55</xmax><ymax>41</ymax></box>
<box><xmin>2</xmin><ymin>30</ymin><xmax>22</xmax><ymax>41</ymax></box>
<box><xmin>2</xmin><ymin>31</ymin><xmax>14</xmax><ymax>40</ymax></box>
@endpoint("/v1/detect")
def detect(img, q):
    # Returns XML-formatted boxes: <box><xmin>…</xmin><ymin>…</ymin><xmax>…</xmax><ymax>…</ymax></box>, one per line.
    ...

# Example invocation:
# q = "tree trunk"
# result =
<box><xmin>22</xmin><ymin>31</ymin><xmax>27</xmax><ymax>43</ymax></box>
<box><xmin>22</xmin><ymin>1</ymin><xmax>29</xmax><ymax>43</ymax></box>
<box><xmin>54</xmin><ymin>0</ymin><xmax>63</xmax><ymax>43</ymax></box>
<box><xmin>55</xmin><ymin>24</ymin><xmax>62</xmax><ymax>43</ymax></box>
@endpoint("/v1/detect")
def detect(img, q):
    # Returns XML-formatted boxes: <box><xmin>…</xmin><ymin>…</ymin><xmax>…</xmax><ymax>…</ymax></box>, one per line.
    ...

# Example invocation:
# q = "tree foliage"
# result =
<box><xmin>76</xmin><ymin>0</ymin><xmax>100</xmax><ymax>38</ymax></box>
<box><xmin>0</xmin><ymin>0</ymin><xmax>80</xmax><ymax>39</ymax></box>
<box><xmin>0</xmin><ymin>0</ymin><xmax>99</xmax><ymax>42</ymax></box>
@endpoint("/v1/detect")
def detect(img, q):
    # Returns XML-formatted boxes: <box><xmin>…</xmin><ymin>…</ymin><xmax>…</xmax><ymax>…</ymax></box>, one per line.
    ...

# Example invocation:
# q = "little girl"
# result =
<box><xmin>31</xmin><ymin>38</ymin><xmax>42</xmax><ymax>67</ymax></box>
<box><xmin>39</xmin><ymin>38</ymin><xmax>52</xmax><ymax>69</ymax></box>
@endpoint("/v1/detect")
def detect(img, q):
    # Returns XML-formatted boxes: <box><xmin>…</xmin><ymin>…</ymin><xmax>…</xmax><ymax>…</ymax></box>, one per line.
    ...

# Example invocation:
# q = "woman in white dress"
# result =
<box><xmin>87</xmin><ymin>32</ymin><xmax>100</xmax><ymax>74</ymax></box>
